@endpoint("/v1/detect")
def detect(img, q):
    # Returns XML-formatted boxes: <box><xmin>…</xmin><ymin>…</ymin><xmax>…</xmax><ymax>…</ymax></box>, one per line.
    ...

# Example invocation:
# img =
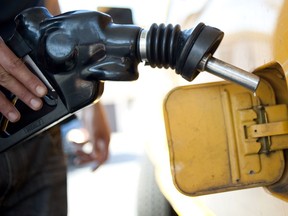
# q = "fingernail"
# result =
<box><xmin>36</xmin><ymin>85</ymin><xmax>47</xmax><ymax>97</ymax></box>
<box><xmin>8</xmin><ymin>112</ymin><xmax>19</xmax><ymax>122</ymax></box>
<box><xmin>30</xmin><ymin>98</ymin><xmax>42</xmax><ymax>110</ymax></box>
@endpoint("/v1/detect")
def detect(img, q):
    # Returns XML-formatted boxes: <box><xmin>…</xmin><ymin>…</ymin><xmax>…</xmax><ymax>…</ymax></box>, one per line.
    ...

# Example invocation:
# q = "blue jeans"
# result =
<box><xmin>0</xmin><ymin>126</ymin><xmax>67</xmax><ymax>216</ymax></box>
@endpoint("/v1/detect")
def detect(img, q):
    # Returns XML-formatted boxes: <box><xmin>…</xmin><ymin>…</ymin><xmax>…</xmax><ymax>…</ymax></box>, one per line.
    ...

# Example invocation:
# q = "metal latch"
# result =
<box><xmin>242</xmin><ymin>104</ymin><xmax>288</xmax><ymax>155</ymax></box>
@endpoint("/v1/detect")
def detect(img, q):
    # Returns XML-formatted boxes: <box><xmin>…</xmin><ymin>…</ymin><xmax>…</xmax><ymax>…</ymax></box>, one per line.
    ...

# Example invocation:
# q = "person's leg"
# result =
<box><xmin>0</xmin><ymin>126</ymin><xmax>67</xmax><ymax>216</ymax></box>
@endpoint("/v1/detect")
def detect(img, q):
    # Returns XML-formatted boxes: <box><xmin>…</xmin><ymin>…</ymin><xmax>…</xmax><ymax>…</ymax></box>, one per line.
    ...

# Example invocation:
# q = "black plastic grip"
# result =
<box><xmin>6</xmin><ymin>31</ymin><xmax>32</xmax><ymax>58</ymax></box>
<box><xmin>144</xmin><ymin>23</ymin><xmax>224</xmax><ymax>82</ymax></box>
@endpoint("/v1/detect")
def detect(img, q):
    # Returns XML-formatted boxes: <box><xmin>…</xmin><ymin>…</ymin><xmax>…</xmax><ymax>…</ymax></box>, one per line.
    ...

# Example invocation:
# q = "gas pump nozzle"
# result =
<box><xmin>0</xmin><ymin>7</ymin><xmax>260</xmax><ymax>151</ymax></box>
<box><xmin>139</xmin><ymin>24</ymin><xmax>260</xmax><ymax>92</ymax></box>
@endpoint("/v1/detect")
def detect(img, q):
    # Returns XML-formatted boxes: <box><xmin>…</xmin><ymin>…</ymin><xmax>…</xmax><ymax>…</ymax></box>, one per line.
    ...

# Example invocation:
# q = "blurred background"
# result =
<box><xmin>57</xmin><ymin>0</ymin><xmax>287</xmax><ymax>215</ymax></box>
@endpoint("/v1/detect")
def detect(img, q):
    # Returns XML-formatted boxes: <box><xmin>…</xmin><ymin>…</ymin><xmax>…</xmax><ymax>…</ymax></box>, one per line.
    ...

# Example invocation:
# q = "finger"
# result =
<box><xmin>0</xmin><ymin>38</ymin><xmax>47</xmax><ymax>97</ymax></box>
<box><xmin>100</xmin><ymin>136</ymin><xmax>110</xmax><ymax>162</ymax></box>
<box><xmin>74</xmin><ymin>150</ymin><xmax>95</xmax><ymax>164</ymax></box>
<box><xmin>0</xmin><ymin>91</ymin><xmax>20</xmax><ymax>122</ymax></box>
<box><xmin>91</xmin><ymin>163</ymin><xmax>100</xmax><ymax>171</ymax></box>
<box><xmin>74</xmin><ymin>149</ymin><xmax>102</xmax><ymax>171</ymax></box>
<box><xmin>73</xmin><ymin>154</ymin><xmax>100</xmax><ymax>172</ymax></box>
<box><xmin>74</xmin><ymin>150</ymin><xmax>100</xmax><ymax>171</ymax></box>
<box><xmin>75</xmin><ymin>149</ymin><xmax>92</xmax><ymax>158</ymax></box>
<box><xmin>92</xmin><ymin>139</ymin><xmax>109</xmax><ymax>164</ymax></box>
<box><xmin>0</xmin><ymin>64</ymin><xmax>43</xmax><ymax>111</ymax></box>
<box><xmin>74</xmin><ymin>155</ymin><xmax>93</xmax><ymax>165</ymax></box>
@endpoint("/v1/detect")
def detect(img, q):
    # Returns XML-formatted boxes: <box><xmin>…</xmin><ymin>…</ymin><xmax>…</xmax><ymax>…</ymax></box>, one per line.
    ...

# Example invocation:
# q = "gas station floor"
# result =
<box><xmin>66</xmin><ymin>133</ymin><xmax>144</xmax><ymax>216</ymax></box>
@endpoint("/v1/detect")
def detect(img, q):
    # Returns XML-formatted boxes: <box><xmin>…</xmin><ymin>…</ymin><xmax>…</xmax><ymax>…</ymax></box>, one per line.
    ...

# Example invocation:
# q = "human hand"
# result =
<box><xmin>0</xmin><ymin>37</ymin><xmax>47</xmax><ymax>122</ymax></box>
<box><xmin>74</xmin><ymin>102</ymin><xmax>111</xmax><ymax>171</ymax></box>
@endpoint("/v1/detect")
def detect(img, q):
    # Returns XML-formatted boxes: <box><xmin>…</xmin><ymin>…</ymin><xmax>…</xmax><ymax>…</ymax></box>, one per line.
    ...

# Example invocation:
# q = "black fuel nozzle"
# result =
<box><xmin>138</xmin><ymin>23</ymin><xmax>260</xmax><ymax>92</ymax></box>
<box><xmin>0</xmin><ymin>7</ymin><xmax>260</xmax><ymax>151</ymax></box>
